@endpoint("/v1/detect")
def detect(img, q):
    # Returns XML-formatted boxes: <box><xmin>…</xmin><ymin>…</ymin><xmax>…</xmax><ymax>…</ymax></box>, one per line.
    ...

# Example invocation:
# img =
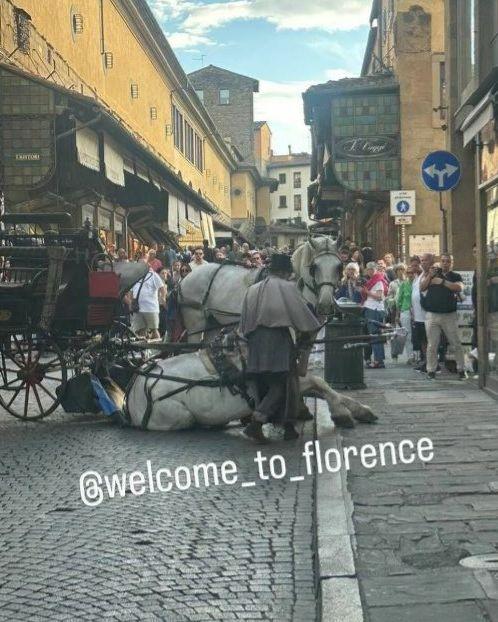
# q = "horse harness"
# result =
<box><xmin>126</xmin><ymin>333</ymin><xmax>254</xmax><ymax>430</ymax></box>
<box><xmin>178</xmin><ymin>262</ymin><xmax>266</xmax><ymax>320</ymax></box>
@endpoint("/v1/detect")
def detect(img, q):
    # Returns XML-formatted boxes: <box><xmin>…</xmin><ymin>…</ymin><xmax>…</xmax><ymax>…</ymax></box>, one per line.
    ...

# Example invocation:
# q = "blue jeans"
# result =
<box><xmin>364</xmin><ymin>308</ymin><xmax>385</xmax><ymax>363</ymax></box>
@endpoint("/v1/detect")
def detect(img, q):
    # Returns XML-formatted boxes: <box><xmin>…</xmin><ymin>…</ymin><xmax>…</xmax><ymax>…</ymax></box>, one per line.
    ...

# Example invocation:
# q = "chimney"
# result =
<box><xmin>288</xmin><ymin>144</ymin><xmax>292</xmax><ymax>156</ymax></box>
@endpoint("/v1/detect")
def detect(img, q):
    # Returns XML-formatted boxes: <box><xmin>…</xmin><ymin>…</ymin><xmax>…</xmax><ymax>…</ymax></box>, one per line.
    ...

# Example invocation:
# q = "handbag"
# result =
<box><xmin>390</xmin><ymin>327</ymin><xmax>407</xmax><ymax>357</ymax></box>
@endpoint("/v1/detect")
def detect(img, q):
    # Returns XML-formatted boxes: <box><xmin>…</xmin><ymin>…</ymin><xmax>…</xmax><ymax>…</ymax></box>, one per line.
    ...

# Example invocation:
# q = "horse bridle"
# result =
<box><xmin>308</xmin><ymin>250</ymin><xmax>342</xmax><ymax>291</ymax></box>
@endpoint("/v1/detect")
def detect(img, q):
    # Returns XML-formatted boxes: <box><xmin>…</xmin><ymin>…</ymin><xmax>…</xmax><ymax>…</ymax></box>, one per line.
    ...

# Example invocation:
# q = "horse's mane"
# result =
<box><xmin>292</xmin><ymin>235</ymin><xmax>338</xmax><ymax>272</ymax></box>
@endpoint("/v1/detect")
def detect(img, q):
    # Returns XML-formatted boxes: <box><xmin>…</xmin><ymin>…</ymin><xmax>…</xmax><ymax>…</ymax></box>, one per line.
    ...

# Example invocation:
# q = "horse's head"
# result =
<box><xmin>293</xmin><ymin>235</ymin><xmax>342</xmax><ymax>315</ymax></box>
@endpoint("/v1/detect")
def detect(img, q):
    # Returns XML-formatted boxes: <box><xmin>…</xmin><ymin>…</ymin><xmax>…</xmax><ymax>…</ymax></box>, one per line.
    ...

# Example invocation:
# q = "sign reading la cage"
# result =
<box><xmin>335</xmin><ymin>136</ymin><xmax>398</xmax><ymax>159</ymax></box>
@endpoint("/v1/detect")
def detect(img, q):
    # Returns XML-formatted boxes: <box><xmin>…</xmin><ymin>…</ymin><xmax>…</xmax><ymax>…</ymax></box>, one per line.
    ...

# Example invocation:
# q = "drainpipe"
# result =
<box><xmin>474</xmin><ymin>135</ymin><xmax>488</xmax><ymax>389</ymax></box>
<box><xmin>99</xmin><ymin>0</ymin><xmax>105</xmax><ymax>54</ymax></box>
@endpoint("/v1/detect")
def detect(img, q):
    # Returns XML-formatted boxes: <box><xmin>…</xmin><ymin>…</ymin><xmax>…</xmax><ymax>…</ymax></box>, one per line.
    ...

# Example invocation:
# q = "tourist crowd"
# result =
<box><xmin>336</xmin><ymin>240</ymin><xmax>468</xmax><ymax>379</ymax></box>
<box><xmin>108</xmin><ymin>237</ymin><xmax>469</xmax><ymax>380</ymax></box>
<box><xmin>107</xmin><ymin>240</ymin><xmax>278</xmax><ymax>342</ymax></box>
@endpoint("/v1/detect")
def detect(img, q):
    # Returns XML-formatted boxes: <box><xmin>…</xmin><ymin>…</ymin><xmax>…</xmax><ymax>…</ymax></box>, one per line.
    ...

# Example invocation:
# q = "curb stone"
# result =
<box><xmin>312</xmin><ymin>398</ymin><xmax>364</xmax><ymax>622</ymax></box>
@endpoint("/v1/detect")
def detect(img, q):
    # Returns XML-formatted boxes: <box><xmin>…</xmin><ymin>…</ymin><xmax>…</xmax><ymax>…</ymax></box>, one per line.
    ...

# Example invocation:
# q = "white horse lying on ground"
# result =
<box><xmin>123</xmin><ymin>337</ymin><xmax>377</xmax><ymax>434</ymax></box>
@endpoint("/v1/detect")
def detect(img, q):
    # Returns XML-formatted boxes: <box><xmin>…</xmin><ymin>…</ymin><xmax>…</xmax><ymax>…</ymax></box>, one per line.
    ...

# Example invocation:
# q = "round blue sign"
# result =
<box><xmin>396</xmin><ymin>200</ymin><xmax>410</xmax><ymax>214</ymax></box>
<box><xmin>421</xmin><ymin>150</ymin><xmax>461</xmax><ymax>192</ymax></box>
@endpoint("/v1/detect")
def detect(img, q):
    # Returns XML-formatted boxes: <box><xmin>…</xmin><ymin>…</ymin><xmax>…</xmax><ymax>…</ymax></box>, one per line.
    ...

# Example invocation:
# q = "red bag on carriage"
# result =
<box><xmin>88</xmin><ymin>270</ymin><xmax>120</xmax><ymax>299</ymax></box>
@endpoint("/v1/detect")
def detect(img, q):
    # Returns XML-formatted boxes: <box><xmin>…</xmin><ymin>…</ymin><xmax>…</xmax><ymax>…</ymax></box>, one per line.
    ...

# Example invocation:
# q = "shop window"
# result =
<box><xmin>172</xmin><ymin>104</ymin><xmax>184</xmax><ymax>152</ymax></box>
<box><xmin>219</xmin><ymin>89</ymin><xmax>230</xmax><ymax>105</ymax></box>
<box><xmin>14</xmin><ymin>8</ymin><xmax>31</xmax><ymax>54</ymax></box>
<box><xmin>279</xmin><ymin>173</ymin><xmax>286</xmax><ymax>184</ymax></box>
<box><xmin>279</xmin><ymin>195</ymin><xmax>287</xmax><ymax>208</ymax></box>
<box><xmin>456</xmin><ymin>0</ymin><xmax>476</xmax><ymax>98</ymax></box>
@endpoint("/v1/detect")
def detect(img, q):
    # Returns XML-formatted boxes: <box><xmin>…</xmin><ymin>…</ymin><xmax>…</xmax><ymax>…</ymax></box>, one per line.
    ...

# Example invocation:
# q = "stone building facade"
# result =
<box><xmin>267</xmin><ymin>151</ymin><xmax>312</xmax><ymax>249</ymax></box>
<box><xmin>189</xmin><ymin>65</ymin><xmax>277</xmax><ymax>242</ymax></box>
<box><xmin>304</xmin><ymin>0</ymin><xmax>447</xmax><ymax>258</ymax></box>
<box><xmin>443</xmin><ymin>0</ymin><xmax>498</xmax><ymax>394</ymax></box>
<box><xmin>188</xmin><ymin>65</ymin><xmax>258</xmax><ymax>164</ymax></box>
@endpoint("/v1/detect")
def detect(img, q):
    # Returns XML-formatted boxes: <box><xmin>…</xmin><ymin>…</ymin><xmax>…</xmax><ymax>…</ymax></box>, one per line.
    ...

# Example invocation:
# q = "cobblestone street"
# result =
<box><xmin>0</xmin><ymin>409</ymin><xmax>317</xmax><ymax>621</ymax></box>
<box><xmin>340</xmin><ymin>365</ymin><xmax>498</xmax><ymax>621</ymax></box>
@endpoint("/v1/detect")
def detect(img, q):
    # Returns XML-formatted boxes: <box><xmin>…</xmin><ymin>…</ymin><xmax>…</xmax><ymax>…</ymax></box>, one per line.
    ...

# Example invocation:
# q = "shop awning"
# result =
<box><xmin>462</xmin><ymin>89</ymin><xmax>495</xmax><ymax>147</ymax></box>
<box><xmin>75</xmin><ymin>123</ymin><xmax>100</xmax><ymax>172</ymax></box>
<box><xmin>103</xmin><ymin>133</ymin><xmax>125</xmax><ymax>186</ymax></box>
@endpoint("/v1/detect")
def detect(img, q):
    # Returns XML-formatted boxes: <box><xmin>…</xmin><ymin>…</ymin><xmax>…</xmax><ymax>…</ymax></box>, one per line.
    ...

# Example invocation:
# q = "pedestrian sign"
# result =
<box><xmin>390</xmin><ymin>190</ymin><xmax>416</xmax><ymax>216</ymax></box>
<box><xmin>421</xmin><ymin>150</ymin><xmax>461</xmax><ymax>192</ymax></box>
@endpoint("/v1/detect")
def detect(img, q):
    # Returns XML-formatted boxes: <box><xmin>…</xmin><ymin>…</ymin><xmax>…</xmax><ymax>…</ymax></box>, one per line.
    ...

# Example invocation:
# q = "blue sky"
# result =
<box><xmin>147</xmin><ymin>0</ymin><xmax>371</xmax><ymax>153</ymax></box>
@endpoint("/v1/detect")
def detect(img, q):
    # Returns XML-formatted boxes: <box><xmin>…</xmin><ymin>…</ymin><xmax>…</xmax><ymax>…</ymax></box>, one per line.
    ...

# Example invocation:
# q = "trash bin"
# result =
<box><xmin>324</xmin><ymin>315</ymin><xmax>366</xmax><ymax>389</ymax></box>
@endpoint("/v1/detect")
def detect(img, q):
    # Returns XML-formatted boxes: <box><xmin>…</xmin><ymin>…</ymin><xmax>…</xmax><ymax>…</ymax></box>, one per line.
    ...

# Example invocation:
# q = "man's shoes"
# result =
<box><xmin>283</xmin><ymin>423</ymin><xmax>299</xmax><ymax>441</ymax></box>
<box><xmin>458</xmin><ymin>371</ymin><xmax>468</xmax><ymax>380</ymax></box>
<box><xmin>371</xmin><ymin>361</ymin><xmax>385</xmax><ymax>369</ymax></box>
<box><xmin>427</xmin><ymin>372</ymin><xmax>436</xmax><ymax>380</ymax></box>
<box><xmin>242</xmin><ymin>421</ymin><xmax>267</xmax><ymax>443</ymax></box>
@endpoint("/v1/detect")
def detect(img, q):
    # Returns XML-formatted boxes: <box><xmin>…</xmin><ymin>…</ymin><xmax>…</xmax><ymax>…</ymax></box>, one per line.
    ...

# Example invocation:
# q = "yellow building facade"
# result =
<box><xmin>0</xmin><ymin>0</ymin><xmax>237</xmax><ymax>247</ymax></box>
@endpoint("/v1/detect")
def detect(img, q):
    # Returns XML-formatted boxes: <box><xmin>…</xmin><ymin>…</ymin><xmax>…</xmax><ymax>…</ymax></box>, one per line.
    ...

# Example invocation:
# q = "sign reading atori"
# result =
<box><xmin>335</xmin><ymin>136</ymin><xmax>398</xmax><ymax>159</ymax></box>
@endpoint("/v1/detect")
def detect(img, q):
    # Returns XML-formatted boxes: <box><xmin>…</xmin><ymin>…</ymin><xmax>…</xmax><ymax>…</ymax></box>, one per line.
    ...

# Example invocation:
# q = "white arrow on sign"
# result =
<box><xmin>423</xmin><ymin>163</ymin><xmax>459</xmax><ymax>189</ymax></box>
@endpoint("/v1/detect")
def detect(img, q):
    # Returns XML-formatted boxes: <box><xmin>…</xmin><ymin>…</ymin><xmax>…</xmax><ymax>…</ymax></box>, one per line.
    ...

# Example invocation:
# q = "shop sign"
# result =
<box><xmin>335</xmin><ymin>136</ymin><xmax>398</xmax><ymax>159</ymax></box>
<box><xmin>394</xmin><ymin>216</ymin><xmax>412</xmax><ymax>225</ymax></box>
<box><xmin>14</xmin><ymin>152</ymin><xmax>41</xmax><ymax>162</ymax></box>
<box><xmin>408</xmin><ymin>234</ymin><xmax>440</xmax><ymax>257</ymax></box>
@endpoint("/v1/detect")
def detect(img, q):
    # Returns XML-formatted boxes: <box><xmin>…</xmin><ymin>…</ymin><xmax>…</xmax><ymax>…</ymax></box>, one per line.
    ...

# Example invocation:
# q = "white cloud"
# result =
<box><xmin>255</xmin><ymin>69</ymin><xmax>353</xmax><ymax>153</ymax></box>
<box><xmin>182</xmin><ymin>0</ymin><xmax>371</xmax><ymax>34</ymax></box>
<box><xmin>150</xmin><ymin>0</ymin><xmax>371</xmax><ymax>48</ymax></box>
<box><xmin>167</xmin><ymin>31</ymin><xmax>216</xmax><ymax>49</ymax></box>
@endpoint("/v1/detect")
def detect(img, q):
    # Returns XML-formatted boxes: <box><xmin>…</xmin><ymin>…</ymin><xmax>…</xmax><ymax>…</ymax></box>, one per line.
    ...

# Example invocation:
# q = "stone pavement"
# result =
<box><xmin>338</xmin><ymin>362</ymin><xmax>498</xmax><ymax>621</ymax></box>
<box><xmin>0</xmin><ymin>406</ymin><xmax>318</xmax><ymax>621</ymax></box>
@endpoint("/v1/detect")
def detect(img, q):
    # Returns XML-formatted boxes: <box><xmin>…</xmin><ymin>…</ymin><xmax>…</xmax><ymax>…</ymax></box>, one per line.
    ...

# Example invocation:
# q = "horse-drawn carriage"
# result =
<box><xmin>0</xmin><ymin>212</ymin><xmax>147</xmax><ymax>420</ymax></box>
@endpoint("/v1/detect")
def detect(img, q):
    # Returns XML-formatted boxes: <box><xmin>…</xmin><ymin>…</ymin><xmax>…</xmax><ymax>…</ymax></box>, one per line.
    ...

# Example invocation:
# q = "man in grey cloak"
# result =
<box><xmin>239</xmin><ymin>253</ymin><xmax>321</xmax><ymax>441</ymax></box>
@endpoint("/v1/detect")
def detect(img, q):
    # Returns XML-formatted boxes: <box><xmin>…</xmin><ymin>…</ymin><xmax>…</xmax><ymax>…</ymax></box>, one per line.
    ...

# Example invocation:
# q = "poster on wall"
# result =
<box><xmin>408</xmin><ymin>234</ymin><xmax>440</xmax><ymax>257</ymax></box>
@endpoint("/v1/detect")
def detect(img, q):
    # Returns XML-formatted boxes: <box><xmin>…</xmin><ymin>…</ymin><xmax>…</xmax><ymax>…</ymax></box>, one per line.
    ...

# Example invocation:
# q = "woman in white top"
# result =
<box><xmin>362</xmin><ymin>261</ymin><xmax>387</xmax><ymax>368</ymax></box>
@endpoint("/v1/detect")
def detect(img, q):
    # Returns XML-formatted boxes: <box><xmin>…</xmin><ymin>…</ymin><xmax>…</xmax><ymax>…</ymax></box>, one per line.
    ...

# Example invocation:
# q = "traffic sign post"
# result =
<box><xmin>421</xmin><ymin>151</ymin><xmax>461</xmax><ymax>253</ymax></box>
<box><xmin>390</xmin><ymin>191</ymin><xmax>415</xmax><ymax>262</ymax></box>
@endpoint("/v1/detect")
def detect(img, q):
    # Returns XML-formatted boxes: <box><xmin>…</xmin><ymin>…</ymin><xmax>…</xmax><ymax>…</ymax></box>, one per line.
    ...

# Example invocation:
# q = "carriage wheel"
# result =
<box><xmin>0</xmin><ymin>333</ymin><xmax>67</xmax><ymax>421</ymax></box>
<box><xmin>109</xmin><ymin>321</ymin><xmax>145</xmax><ymax>368</ymax></box>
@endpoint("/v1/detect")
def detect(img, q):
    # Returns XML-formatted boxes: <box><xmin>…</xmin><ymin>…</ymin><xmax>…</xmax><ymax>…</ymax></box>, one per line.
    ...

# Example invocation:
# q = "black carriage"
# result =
<box><xmin>0</xmin><ymin>213</ymin><xmax>147</xmax><ymax>420</ymax></box>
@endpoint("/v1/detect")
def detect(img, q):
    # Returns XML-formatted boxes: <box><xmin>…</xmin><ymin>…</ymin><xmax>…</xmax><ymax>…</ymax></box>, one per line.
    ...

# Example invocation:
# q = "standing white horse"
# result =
<box><xmin>123</xmin><ymin>335</ymin><xmax>377</xmax><ymax>432</ymax></box>
<box><xmin>291</xmin><ymin>234</ymin><xmax>342</xmax><ymax>315</ymax></box>
<box><xmin>177</xmin><ymin>235</ymin><xmax>342</xmax><ymax>341</ymax></box>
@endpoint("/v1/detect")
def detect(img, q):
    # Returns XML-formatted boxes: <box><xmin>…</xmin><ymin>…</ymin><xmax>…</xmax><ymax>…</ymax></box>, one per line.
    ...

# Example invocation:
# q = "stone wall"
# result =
<box><xmin>189</xmin><ymin>66</ymin><xmax>256</xmax><ymax>163</ymax></box>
